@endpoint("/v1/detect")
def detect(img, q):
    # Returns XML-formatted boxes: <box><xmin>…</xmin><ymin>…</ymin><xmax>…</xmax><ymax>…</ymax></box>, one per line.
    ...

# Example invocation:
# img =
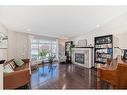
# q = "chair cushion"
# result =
<box><xmin>14</xmin><ymin>63</ymin><xmax>28</xmax><ymax>71</ymax></box>
<box><xmin>14</xmin><ymin>58</ymin><xmax>24</xmax><ymax>67</ymax></box>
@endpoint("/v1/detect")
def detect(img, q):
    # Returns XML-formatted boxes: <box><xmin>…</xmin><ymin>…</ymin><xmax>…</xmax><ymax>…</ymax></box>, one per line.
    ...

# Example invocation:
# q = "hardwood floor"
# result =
<box><xmin>31</xmin><ymin>63</ymin><xmax>111</xmax><ymax>89</ymax></box>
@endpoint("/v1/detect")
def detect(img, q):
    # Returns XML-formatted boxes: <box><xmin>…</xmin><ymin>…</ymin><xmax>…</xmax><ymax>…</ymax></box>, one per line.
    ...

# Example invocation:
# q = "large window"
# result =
<box><xmin>31</xmin><ymin>39</ymin><xmax>58</xmax><ymax>61</ymax></box>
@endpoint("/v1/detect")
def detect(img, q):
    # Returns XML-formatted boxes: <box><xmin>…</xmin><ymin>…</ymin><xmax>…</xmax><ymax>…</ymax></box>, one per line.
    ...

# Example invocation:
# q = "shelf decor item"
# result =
<box><xmin>0</xmin><ymin>32</ymin><xmax>8</xmax><ymax>49</ymax></box>
<box><xmin>77</xmin><ymin>39</ymin><xmax>87</xmax><ymax>47</ymax></box>
<box><xmin>94</xmin><ymin>35</ymin><xmax>113</xmax><ymax>65</ymax></box>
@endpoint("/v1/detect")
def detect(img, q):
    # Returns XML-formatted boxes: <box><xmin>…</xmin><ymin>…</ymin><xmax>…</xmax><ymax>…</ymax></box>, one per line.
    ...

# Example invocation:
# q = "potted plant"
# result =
<box><xmin>39</xmin><ymin>49</ymin><xmax>48</xmax><ymax>64</ymax></box>
<box><xmin>48</xmin><ymin>53</ymin><xmax>56</xmax><ymax>64</ymax></box>
<box><xmin>70</xmin><ymin>44</ymin><xmax>75</xmax><ymax>63</ymax></box>
<box><xmin>48</xmin><ymin>53</ymin><xmax>56</xmax><ymax>70</ymax></box>
<box><xmin>70</xmin><ymin>44</ymin><xmax>75</xmax><ymax>53</ymax></box>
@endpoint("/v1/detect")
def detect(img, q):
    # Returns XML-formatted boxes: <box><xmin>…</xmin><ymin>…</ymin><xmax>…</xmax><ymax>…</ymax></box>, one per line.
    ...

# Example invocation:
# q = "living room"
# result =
<box><xmin>0</xmin><ymin>6</ymin><xmax>127</xmax><ymax>90</ymax></box>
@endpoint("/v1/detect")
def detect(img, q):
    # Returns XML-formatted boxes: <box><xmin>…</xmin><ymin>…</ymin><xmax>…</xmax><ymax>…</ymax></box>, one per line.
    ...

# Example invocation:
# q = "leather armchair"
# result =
<box><xmin>4</xmin><ymin>68</ymin><xmax>30</xmax><ymax>89</ymax></box>
<box><xmin>98</xmin><ymin>59</ymin><xmax>127</xmax><ymax>89</ymax></box>
<box><xmin>4</xmin><ymin>59</ymin><xmax>31</xmax><ymax>89</ymax></box>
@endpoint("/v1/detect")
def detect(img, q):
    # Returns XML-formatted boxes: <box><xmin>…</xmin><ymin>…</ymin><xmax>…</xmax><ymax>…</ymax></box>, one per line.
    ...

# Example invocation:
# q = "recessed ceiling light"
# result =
<box><xmin>96</xmin><ymin>24</ymin><xmax>100</xmax><ymax>28</ymax></box>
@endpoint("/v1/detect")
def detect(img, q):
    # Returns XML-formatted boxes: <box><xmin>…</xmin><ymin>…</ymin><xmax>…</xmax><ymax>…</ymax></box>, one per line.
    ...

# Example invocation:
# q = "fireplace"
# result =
<box><xmin>72</xmin><ymin>47</ymin><xmax>94</xmax><ymax>68</ymax></box>
<box><xmin>75</xmin><ymin>53</ymin><xmax>84</xmax><ymax>64</ymax></box>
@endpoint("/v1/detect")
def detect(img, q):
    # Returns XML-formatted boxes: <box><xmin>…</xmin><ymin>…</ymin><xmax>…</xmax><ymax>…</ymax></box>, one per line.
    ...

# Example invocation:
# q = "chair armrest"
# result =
<box><xmin>97</xmin><ymin>68</ymin><xmax>117</xmax><ymax>78</ymax></box>
<box><xmin>22</xmin><ymin>59</ymin><xmax>30</xmax><ymax>63</ymax></box>
<box><xmin>4</xmin><ymin>68</ymin><xmax>31</xmax><ymax>89</ymax></box>
<box><xmin>98</xmin><ymin>68</ymin><xmax>118</xmax><ymax>83</ymax></box>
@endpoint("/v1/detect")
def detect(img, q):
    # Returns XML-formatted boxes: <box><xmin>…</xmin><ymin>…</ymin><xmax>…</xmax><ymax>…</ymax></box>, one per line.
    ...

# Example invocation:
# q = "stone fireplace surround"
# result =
<box><xmin>72</xmin><ymin>47</ymin><xmax>94</xmax><ymax>68</ymax></box>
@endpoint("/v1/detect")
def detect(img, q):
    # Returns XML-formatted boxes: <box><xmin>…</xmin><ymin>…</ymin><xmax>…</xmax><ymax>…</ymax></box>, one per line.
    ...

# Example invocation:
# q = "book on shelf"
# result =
<box><xmin>94</xmin><ymin>35</ymin><xmax>113</xmax><ymax>64</ymax></box>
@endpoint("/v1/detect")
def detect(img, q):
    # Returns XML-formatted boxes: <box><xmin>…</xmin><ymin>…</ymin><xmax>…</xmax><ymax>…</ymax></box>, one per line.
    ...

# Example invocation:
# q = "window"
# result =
<box><xmin>31</xmin><ymin>39</ymin><xmax>39</xmax><ymax>61</ymax></box>
<box><xmin>31</xmin><ymin>39</ymin><xmax>58</xmax><ymax>61</ymax></box>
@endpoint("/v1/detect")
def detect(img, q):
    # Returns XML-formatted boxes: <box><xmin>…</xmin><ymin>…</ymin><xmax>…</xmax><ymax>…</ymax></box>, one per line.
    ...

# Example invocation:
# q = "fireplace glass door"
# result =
<box><xmin>75</xmin><ymin>53</ymin><xmax>84</xmax><ymax>64</ymax></box>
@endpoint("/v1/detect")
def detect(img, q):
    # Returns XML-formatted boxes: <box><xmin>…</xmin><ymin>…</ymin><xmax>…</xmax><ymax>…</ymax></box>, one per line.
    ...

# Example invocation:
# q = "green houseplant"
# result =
<box><xmin>48</xmin><ymin>53</ymin><xmax>56</xmax><ymax>64</ymax></box>
<box><xmin>70</xmin><ymin>44</ymin><xmax>75</xmax><ymax>52</ymax></box>
<box><xmin>48</xmin><ymin>53</ymin><xmax>56</xmax><ymax>72</ymax></box>
<box><xmin>39</xmin><ymin>49</ymin><xmax>48</xmax><ymax>63</ymax></box>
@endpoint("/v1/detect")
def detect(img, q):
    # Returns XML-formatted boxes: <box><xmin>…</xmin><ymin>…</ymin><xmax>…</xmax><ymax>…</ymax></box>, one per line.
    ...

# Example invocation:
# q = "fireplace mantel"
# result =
<box><xmin>72</xmin><ymin>48</ymin><xmax>94</xmax><ymax>68</ymax></box>
<box><xmin>74</xmin><ymin>47</ymin><xmax>94</xmax><ymax>48</ymax></box>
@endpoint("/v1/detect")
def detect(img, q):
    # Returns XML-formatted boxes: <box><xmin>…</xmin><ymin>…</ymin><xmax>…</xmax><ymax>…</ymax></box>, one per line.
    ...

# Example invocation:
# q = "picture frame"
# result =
<box><xmin>78</xmin><ymin>39</ymin><xmax>87</xmax><ymax>47</ymax></box>
<box><xmin>0</xmin><ymin>32</ymin><xmax>8</xmax><ymax>49</ymax></box>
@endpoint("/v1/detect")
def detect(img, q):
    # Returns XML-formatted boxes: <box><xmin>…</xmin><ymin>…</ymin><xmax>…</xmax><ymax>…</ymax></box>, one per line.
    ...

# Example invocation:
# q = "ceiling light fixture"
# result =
<box><xmin>96</xmin><ymin>24</ymin><xmax>100</xmax><ymax>28</ymax></box>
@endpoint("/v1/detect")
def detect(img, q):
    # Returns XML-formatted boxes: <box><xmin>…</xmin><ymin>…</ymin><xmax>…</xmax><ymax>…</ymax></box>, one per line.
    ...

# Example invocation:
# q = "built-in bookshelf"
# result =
<box><xmin>123</xmin><ymin>50</ymin><xmax>127</xmax><ymax>60</ymax></box>
<box><xmin>94</xmin><ymin>35</ymin><xmax>113</xmax><ymax>65</ymax></box>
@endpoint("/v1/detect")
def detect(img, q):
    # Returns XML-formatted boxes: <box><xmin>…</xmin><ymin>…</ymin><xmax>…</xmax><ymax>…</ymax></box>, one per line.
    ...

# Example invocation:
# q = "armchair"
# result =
<box><xmin>98</xmin><ymin>59</ymin><xmax>127</xmax><ymax>89</ymax></box>
<box><xmin>4</xmin><ymin>59</ymin><xmax>31</xmax><ymax>89</ymax></box>
<box><xmin>4</xmin><ymin>68</ymin><xmax>30</xmax><ymax>89</ymax></box>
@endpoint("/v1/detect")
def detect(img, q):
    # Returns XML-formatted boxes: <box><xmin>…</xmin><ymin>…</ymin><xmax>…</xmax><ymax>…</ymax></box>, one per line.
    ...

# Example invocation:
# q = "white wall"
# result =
<box><xmin>116</xmin><ymin>32</ymin><xmax>127</xmax><ymax>49</ymax></box>
<box><xmin>58</xmin><ymin>38</ymin><xmax>68</xmax><ymax>57</ymax></box>
<box><xmin>0</xmin><ymin>64</ymin><xmax>3</xmax><ymax>89</ymax></box>
<box><xmin>70</xmin><ymin>12</ymin><xmax>127</xmax><ymax>58</ymax></box>
<box><xmin>7</xmin><ymin>31</ymin><xmax>29</xmax><ymax>59</ymax></box>
<box><xmin>0</xmin><ymin>23</ymin><xmax>8</xmax><ymax>89</ymax></box>
<box><xmin>0</xmin><ymin>24</ymin><xmax>8</xmax><ymax>60</ymax></box>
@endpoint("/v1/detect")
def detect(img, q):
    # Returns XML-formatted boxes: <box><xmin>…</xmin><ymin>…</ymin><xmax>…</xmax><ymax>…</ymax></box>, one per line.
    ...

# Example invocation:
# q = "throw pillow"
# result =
<box><xmin>14</xmin><ymin>58</ymin><xmax>24</xmax><ymax>66</ymax></box>
<box><xmin>9</xmin><ymin>61</ymin><xmax>16</xmax><ymax>69</ymax></box>
<box><xmin>3</xmin><ymin>64</ymin><xmax>14</xmax><ymax>73</ymax></box>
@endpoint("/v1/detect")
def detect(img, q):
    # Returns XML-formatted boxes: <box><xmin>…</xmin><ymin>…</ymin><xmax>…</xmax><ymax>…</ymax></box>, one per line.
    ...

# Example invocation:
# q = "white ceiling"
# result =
<box><xmin>0</xmin><ymin>6</ymin><xmax>127</xmax><ymax>38</ymax></box>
